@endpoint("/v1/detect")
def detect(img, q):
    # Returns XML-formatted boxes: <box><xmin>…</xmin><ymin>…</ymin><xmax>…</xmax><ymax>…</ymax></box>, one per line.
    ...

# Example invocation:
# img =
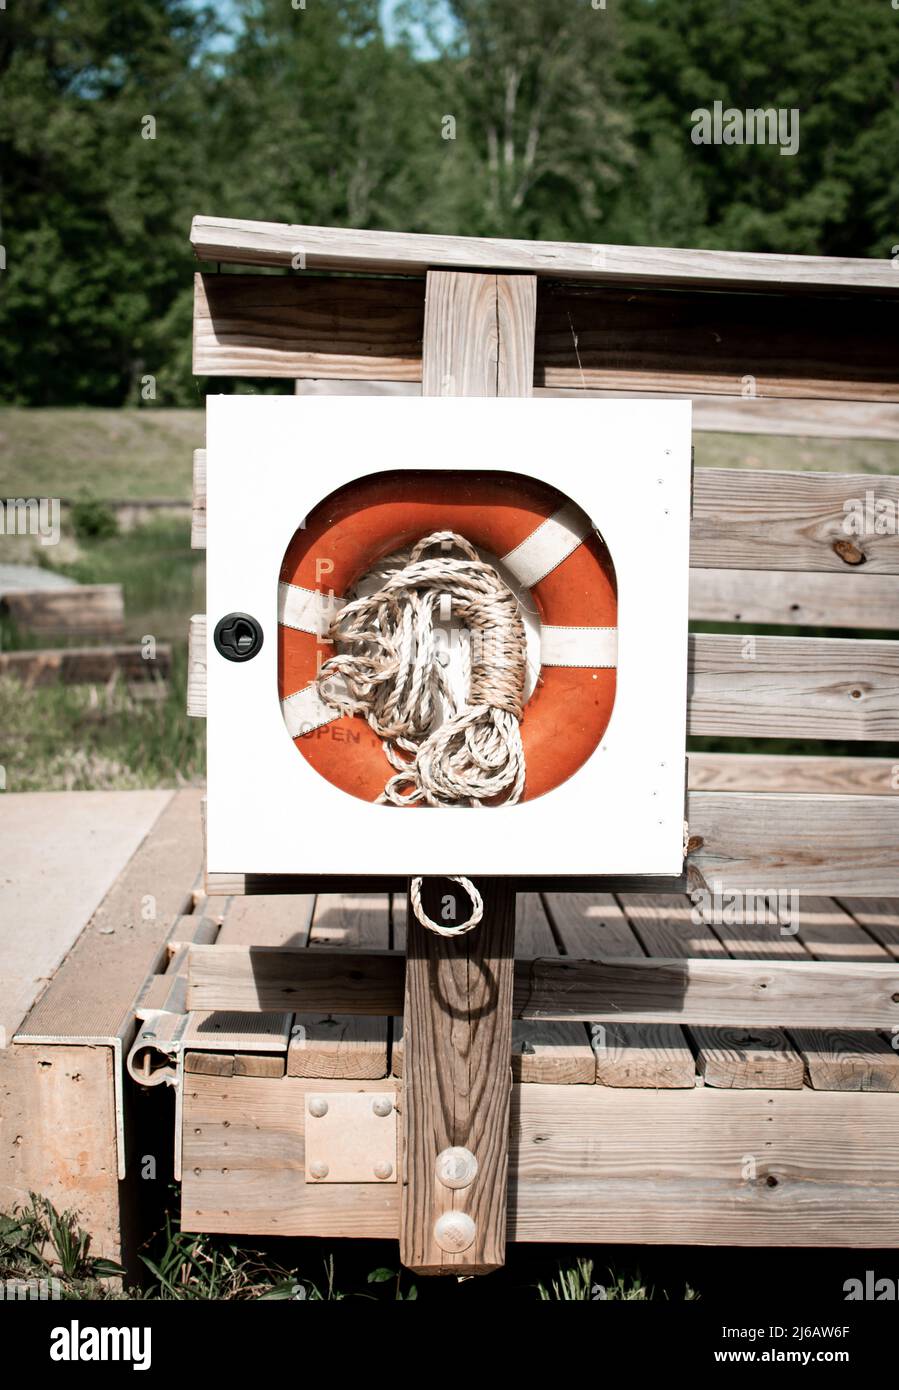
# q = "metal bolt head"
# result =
<box><xmin>372</xmin><ymin>1096</ymin><xmax>393</xmax><ymax>1118</ymax></box>
<box><xmin>373</xmin><ymin>1161</ymin><xmax>393</xmax><ymax>1181</ymax></box>
<box><xmin>308</xmin><ymin>1160</ymin><xmax>329</xmax><ymax>1181</ymax></box>
<box><xmin>434</xmin><ymin>1210</ymin><xmax>476</xmax><ymax>1253</ymax></box>
<box><xmin>307</xmin><ymin>1096</ymin><xmax>328</xmax><ymax>1118</ymax></box>
<box><xmin>435</xmin><ymin>1146</ymin><xmax>478</xmax><ymax>1190</ymax></box>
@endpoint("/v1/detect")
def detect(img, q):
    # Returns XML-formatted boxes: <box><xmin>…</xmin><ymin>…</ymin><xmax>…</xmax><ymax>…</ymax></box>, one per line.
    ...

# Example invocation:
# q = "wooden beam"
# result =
<box><xmin>193</xmin><ymin>273</ymin><xmax>423</xmax><ymax>379</ymax></box>
<box><xmin>186</xmin><ymin>946</ymin><xmax>899</xmax><ymax>1030</ymax></box>
<box><xmin>535</xmin><ymin>284</ymin><xmax>899</xmax><ymax>401</ymax></box>
<box><xmin>191</xmin><ymin>449</ymin><xmax>206</xmax><ymax>549</ymax></box>
<box><xmin>400</xmin><ymin>269</ymin><xmax>535</xmax><ymax>1276</ymax></box>
<box><xmin>181</xmin><ymin>1073</ymin><xmax>899</xmax><ymax>1247</ymax></box>
<box><xmin>190</xmin><ymin>216</ymin><xmax>897</xmax><ymax>294</ymax></box>
<box><xmin>0</xmin><ymin>644</ymin><xmax>171</xmax><ymax>687</ymax></box>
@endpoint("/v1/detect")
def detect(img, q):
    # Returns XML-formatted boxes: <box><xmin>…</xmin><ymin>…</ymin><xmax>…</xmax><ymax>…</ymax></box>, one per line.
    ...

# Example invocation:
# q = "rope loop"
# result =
<box><xmin>409</xmin><ymin>876</ymin><xmax>484</xmax><ymax>937</ymax></box>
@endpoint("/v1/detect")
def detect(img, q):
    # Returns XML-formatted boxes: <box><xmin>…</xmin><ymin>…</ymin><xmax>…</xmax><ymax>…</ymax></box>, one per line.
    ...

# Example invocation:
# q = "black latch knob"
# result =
<box><xmin>214</xmin><ymin>612</ymin><xmax>263</xmax><ymax>662</ymax></box>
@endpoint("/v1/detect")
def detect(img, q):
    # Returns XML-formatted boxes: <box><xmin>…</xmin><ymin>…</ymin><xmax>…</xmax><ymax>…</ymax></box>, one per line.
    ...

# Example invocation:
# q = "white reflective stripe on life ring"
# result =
<box><xmin>278</xmin><ymin>582</ymin><xmax>345</xmax><ymax>636</ymax></box>
<box><xmin>282</xmin><ymin>684</ymin><xmax>341</xmax><ymax>737</ymax></box>
<box><xmin>500</xmin><ymin>502</ymin><xmax>593</xmax><ymax>589</ymax></box>
<box><xmin>540</xmin><ymin>626</ymin><xmax>618</xmax><ymax>669</ymax></box>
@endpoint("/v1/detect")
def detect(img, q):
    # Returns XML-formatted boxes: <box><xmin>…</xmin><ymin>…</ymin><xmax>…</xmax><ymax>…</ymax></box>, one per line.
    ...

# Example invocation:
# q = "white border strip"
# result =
<box><xmin>541</xmin><ymin>626</ymin><xmax>618</xmax><ymax>669</ymax></box>
<box><xmin>500</xmin><ymin>502</ymin><xmax>593</xmax><ymax>588</ymax></box>
<box><xmin>282</xmin><ymin>684</ymin><xmax>340</xmax><ymax>737</ymax></box>
<box><xmin>279</xmin><ymin>582</ymin><xmax>344</xmax><ymax>636</ymax></box>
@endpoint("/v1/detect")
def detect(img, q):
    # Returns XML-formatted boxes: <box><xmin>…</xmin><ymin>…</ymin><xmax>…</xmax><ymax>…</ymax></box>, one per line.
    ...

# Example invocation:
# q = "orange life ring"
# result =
<box><xmin>278</xmin><ymin>471</ymin><xmax>617</xmax><ymax>803</ymax></box>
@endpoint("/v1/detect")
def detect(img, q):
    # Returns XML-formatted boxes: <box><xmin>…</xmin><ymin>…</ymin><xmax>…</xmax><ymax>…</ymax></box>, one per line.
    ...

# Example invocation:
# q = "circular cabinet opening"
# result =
<box><xmin>278</xmin><ymin>470</ymin><xmax>617</xmax><ymax>806</ymax></box>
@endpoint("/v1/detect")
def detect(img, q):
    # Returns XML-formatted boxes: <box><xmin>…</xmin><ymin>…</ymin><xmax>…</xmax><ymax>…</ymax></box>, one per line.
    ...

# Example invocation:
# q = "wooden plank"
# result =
<box><xmin>692</xmin><ymin>469</ymin><xmax>899</xmax><ymax>574</ymax></box>
<box><xmin>401</xmin><ymin>877</ymin><xmax>516</xmax><ymax>1275</ymax></box>
<box><xmin>181</xmin><ymin>1010</ymin><xmax>292</xmax><ymax>1053</ymax></box>
<box><xmin>688</xmin><ymin>753</ymin><xmax>899</xmax><ymax>797</ymax></box>
<box><xmin>289</xmin><ymin>894</ymin><xmax>390</xmax><ymax>1080</ymax></box>
<box><xmin>687</xmin><ymin>634</ymin><xmax>899</xmax><ymax>740</ymax></box>
<box><xmin>536</xmin><ymin>284</ymin><xmax>899</xmax><ymax>401</ymax></box>
<box><xmin>509</xmin><ymin>1085</ymin><xmax>899</xmax><ymax>1247</ymax></box>
<box><xmin>184</xmin><ymin>1050</ymin><xmax>234</xmax><ymax>1077</ymax></box>
<box><xmin>181</xmin><ymin>1075</ymin><xmax>899</xmax><ymax>1247</ymax></box>
<box><xmin>686</xmin><ymin>790</ymin><xmax>899</xmax><ymax>895</ymax></box>
<box><xmin>296</xmin><ymin>378</ymin><xmax>899</xmax><ymax>440</ymax></box>
<box><xmin>233</xmin><ymin>1054</ymin><xmax>285</xmax><ymax>1078</ymax></box>
<box><xmin>191</xmin><ymin>216</ymin><xmax>897</xmax><ymax>293</ymax></box>
<box><xmin>2</xmin><ymin>585</ymin><xmax>124</xmax><ymax>638</ymax></box>
<box><xmin>0</xmin><ymin>1045</ymin><xmax>124</xmax><ymax>1264</ymax></box>
<box><xmin>191</xmin><ymin>449</ymin><xmax>206</xmax><ymax>549</ymax></box>
<box><xmin>545</xmin><ymin>893</ymin><xmax>695</xmax><ymax>1088</ymax></box>
<box><xmin>689</xmin><ymin>567</ymin><xmax>899</xmax><ymax>629</ymax></box>
<box><xmin>400</xmin><ymin>269</ymin><xmax>535</xmax><ymax>1275</ymax></box>
<box><xmin>187</xmin><ymin>614</ymin><xmax>206</xmax><ymax>717</ymax></box>
<box><xmin>215</xmin><ymin>893</ymin><xmax>315</xmax><ymax>948</ymax></box>
<box><xmin>193</xmin><ymin>272</ymin><xmax>424</xmax><ymax>379</ymax></box>
<box><xmin>187</xmin><ymin>944</ymin><xmax>899</xmax><ymax>1029</ymax></box>
<box><xmin>620</xmin><ymin>893</ymin><xmax>803</xmax><ymax>1089</ymax></box>
<box><xmin>0</xmin><ymin>644</ymin><xmax>171</xmax><ymax>687</ymax></box>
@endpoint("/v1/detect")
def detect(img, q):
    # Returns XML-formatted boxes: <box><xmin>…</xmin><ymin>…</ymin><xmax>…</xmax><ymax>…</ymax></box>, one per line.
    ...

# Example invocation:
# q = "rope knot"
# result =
<box><xmin>316</xmin><ymin>531</ymin><xmax>528</xmax><ymax>807</ymax></box>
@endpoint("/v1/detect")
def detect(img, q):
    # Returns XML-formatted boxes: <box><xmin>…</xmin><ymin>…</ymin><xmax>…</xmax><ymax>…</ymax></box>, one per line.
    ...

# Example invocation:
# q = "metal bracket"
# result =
<box><xmin>305</xmin><ymin>1092</ymin><xmax>397</xmax><ymax>1184</ymax></box>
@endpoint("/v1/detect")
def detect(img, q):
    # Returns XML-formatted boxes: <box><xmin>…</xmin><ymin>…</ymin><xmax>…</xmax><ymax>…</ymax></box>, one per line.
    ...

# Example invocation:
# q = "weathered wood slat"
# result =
<box><xmin>840</xmin><ymin>900</ymin><xmax>899</xmax><ymax>959</ymax></box>
<box><xmin>689</xmin><ymin>567</ymin><xmax>899</xmax><ymax>629</ymax></box>
<box><xmin>289</xmin><ymin>894</ymin><xmax>390</xmax><ymax>1079</ymax></box>
<box><xmin>688</xmin><ymin>754</ymin><xmax>898</xmax><ymax>797</ymax></box>
<box><xmin>187</xmin><ymin>614</ymin><xmax>206</xmax><ymax>718</ymax></box>
<box><xmin>536</xmin><ymin>284</ymin><xmax>899</xmax><ymax>401</ymax></box>
<box><xmin>1</xmin><ymin>585</ymin><xmax>124</xmax><ymax>638</ymax></box>
<box><xmin>191</xmin><ymin>450</ymin><xmax>206</xmax><ymax>549</ymax></box>
<box><xmin>686</xmin><ymin>790</ymin><xmax>899</xmax><ymax>895</ymax></box>
<box><xmin>692</xmin><ymin>469</ymin><xmax>899</xmax><ymax>574</ymax></box>
<box><xmin>295</xmin><ymin>380</ymin><xmax>899</xmax><ymax>440</ymax></box>
<box><xmin>0</xmin><ymin>644</ymin><xmax>171</xmax><ymax>687</ymax></box>
<box><xmin>687</xmin><ymin>634</ymin><xmax>899</xmax><ymax>740</ymax></box>
<box><xmin>181</xmin><ymin>1074</ymin><xmax>899</xmax><ymax>1246</ymax></box>
<box><xmin>193</xmin><ymin>273</ymin><xmax>423</xmax><ymax>379</ymax></box>
<box><xmin>191</xmin><ymin>216</ymin><xmax>896</xmax><ymax>294</ymax></box>
<box><xmin>400</xmin><ymin>270</ymin><xmax>533</xmax><ymax>1276</ymax></box>
<box><xmin>544</xmin><ymin>893</ymin><xmax>695</xmax><ymax>1088</ymax></box>
<box><xmin>620</xmin><ymin>893</ymin><xmax>803</xmax><ymax>1089</ymax></box>
<box><xmin>187</xmin><ymin>945</ymin><xmax>899</xmax><ymax>1029</ymax></box>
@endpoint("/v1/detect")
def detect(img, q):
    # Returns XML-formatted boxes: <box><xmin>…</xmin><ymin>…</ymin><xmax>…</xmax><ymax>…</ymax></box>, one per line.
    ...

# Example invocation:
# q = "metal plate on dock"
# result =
<box><xmin>304</xmin><ymin>1092</ymin><xmax>397</xmax><ymax>1184</ymax></box>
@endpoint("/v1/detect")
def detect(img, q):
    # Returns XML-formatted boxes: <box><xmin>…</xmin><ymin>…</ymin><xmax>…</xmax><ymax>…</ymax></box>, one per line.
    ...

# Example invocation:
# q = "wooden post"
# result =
<box><xmin>399</xmin><ymin>270</ymin><xmax>536</xmax><ymax>1274</ymax></box>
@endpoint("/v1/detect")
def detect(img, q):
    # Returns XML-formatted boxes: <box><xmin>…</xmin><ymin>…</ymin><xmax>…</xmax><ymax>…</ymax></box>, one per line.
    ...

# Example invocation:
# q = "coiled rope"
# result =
<box><xmin>316</xmin><ymin>531</ymin><xmax>527</xmax><ymax>935</ymax></box>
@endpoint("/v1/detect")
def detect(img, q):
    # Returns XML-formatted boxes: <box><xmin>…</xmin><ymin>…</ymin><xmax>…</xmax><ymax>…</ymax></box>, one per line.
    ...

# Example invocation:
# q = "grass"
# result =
<box><xmin>0</xmin><ymin>515</ymin><xmax>204</xmax><ymax>790</ymax></box>
<box><xmin>0</xmin><ymin>408</ymin><xmax>201</xmax><ymax>502</ymax></box>
<box><xmin>0</xmin><ymin>1194</ymin><xmax>701</xmax><ymax>1301</ymax></box>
